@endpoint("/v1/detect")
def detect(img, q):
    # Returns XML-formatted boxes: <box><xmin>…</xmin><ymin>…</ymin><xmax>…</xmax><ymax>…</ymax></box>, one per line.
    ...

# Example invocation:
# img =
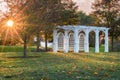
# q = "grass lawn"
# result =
<box><xmin>0</xmin><ymin>52</ymin><xmax>120</xmax><ymax>80</ymax></box>
<box><xmin>0</xmin><ymin>46</ymin><xmax>36</xmax><ymax>52</ymax></box>
<box><xmin>0</xmin><ymin>45</ymin><xmax>104</xmax><ymax>52</ymax></box>
<box><xmin>90</xmin><ymin>45</ymin><xmax>105</xmax><ymax>52</ymax></box>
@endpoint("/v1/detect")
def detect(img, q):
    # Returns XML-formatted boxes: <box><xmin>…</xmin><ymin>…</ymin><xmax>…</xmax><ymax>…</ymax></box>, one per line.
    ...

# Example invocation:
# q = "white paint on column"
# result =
<box><xmin>85</xmin><ymin>30</ymin><xmax>89</xmax><ymax>52</ymax></box>
<box><xmin>74</xmin><ymin>28</ymin><xmax>79</xmax><ymax>53</ymax></box>
<box><xmin>105</xmin><ymin>29</ymin><xmax>109</xmax><ymax>52</ymax></box>
<box><xmin>53</xmin><ymin>30</ymin><xmax>58</xmax><ymax>52</ymax></box>
<box><xmin>95</xmin><ymin>30</ymin><xmax>100</xmax><ymax>53</ymax></box>
<box><xmin>64</xmin><ymin>30</ymin><xmax>69</xmax><ymax>53</ymax></box>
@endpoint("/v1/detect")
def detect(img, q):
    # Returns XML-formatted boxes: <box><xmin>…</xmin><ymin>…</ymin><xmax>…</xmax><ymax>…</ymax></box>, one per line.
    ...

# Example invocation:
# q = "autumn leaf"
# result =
<box><xmin>104</xmin><ymin>73</ymin><xmax>109</xmax><ymax>77</ymax></box>
<box><xmin>76</xmin><ymin>76</ymin><xmax>82</xmax><ymax>79</ymax></box>
<box><xmin>109</xmin><ymin>68</ymin><xmax>115</xmax><ymax>72</ymax></box>
<box><xmin>41</xmin><ymin>77</ymin><xmax>48</xmax><ymax>80</ymax></box>
<box><xmin>67</xmin><ymin>71</ymin><xmax>72</xmax><ymax>75</ymax></box>
<box><xmin>93</xmin><ymin>72</ymin><xmax>98</xmax><ymax>75</ymax></box>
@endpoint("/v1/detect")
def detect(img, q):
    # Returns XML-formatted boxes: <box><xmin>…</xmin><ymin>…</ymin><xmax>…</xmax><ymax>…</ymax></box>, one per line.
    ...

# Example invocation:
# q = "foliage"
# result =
<box><xmin>56</xmin><ymin>1</ymin><xmax>79</xmax><ymax>25</ymax></box>
<box><xmin>0</xmin><ymin>52</ymin><xmax>120</xmax><ymax>80</ymax></box>
<box><xmin>78</xmin><ymin>11</ymin><xmax>95</xmax><ymax>26</ymax></box>
<box><xmin>2</xmin><ymin>0</ymin><xmax>80</xmax><ymax>53</ymax></box>
<box><xmin>3</xmin><ymin>0</ymin><xmax>33</xmax><ymax>57</ymax></box>
<box><xmin>0</xmin><ymin>0</ymin><xmax>25</xmax><ymax>45</ymax></box>
<box><xmin>24</xmin><ymin>0</ymin><xmax>79</xmax><ymax>51</ymax></box>
<box><xmin>92</xmin><ymin>0</ymin><xmax>120</xmax><ymax>51</ymax></box>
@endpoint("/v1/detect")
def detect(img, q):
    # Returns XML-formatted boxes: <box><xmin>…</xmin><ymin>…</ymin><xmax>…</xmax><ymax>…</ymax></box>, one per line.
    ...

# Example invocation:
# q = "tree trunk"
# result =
<box><xmin>111</xmin><ymin>35</ymin><xmax>114</xmax><ymax>51</ymax></box>
<box><xmin>45</xmin><ymin>31</ymin><xmax>48</xmax><ymax>51</ymax></box>
<box><xmin>110</xmin><ymin>28</ymin><xmax>115</xmax><ymax>52</ymax></box>
<box><xmin>23</xmin><ymin>35</ymin><xmax>27</xmax><ymax>58</ymax></box>
<box><xmin>36</xmin><ymin>32</ymin><xmax>40</xmax><ymax>52</ymax></box>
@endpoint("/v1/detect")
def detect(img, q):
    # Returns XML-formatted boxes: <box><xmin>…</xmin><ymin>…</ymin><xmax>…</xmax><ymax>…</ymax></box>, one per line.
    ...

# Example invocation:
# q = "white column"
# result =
<box><xmin>64</xmin><ymin>30</ymin><xmax>69</xmax><ymax>53</ymax></box>
<box><xmin>74</xmin><ymin>28</ymin><xmax>79</xmax><ymax>53</ymax></box>
<box><xmin>53</xmin><ymin>29</ymin><xmax>58</xmax><ymax>52</ymax></box>
<box><xmin>95</xmin><ymin>30</ymin><xmax>100</xmax><ymax>53</ymax></box>
<box><xmin>105</xmin><ymin>29</ymin><xmax>109</xmax><ymax>52</ymax></box>
<box><xmin>85</xmin><ymin>30</ymin><xmax>89</xmax><ymax>52</ymax></box>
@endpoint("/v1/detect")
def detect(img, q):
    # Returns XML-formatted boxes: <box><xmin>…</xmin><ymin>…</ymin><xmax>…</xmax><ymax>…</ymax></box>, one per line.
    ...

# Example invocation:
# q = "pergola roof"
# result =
<box><xmin>56</xmin><ymin>25</ymin><xmax>109</xmax><ymax>31</ymax></box>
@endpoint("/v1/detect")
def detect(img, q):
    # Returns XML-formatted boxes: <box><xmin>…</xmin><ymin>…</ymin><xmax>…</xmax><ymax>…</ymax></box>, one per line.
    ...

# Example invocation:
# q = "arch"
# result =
<box><xmin>57</xmin><ymin>32</ymin><xmax>64</xmax><ymax>51</ymax></box>
<box><xmin>79</xmin><ymin>30</ymin><xmax>85</xmax><ymax>34</ymax></box>
<box><xmin>79</xmin><ymin>33</ymin><xmax>85</xmax><ymax>51</ymax></box>
<box><xmin>99</xmin><ymin>31</ymin><xmax>105</xmax><ymax>52</ymax></box>
<box><xmin>99</xmin><ymin>31</ymin><xmax>105</xmax><ymax>44</ymax></box>
<box><xmin>69</xmin><ymin>33</ymin><xmax>74</xmax><ymax>51</ymax></box>
<box><xmin>89</xmin><ymin>31</ymin><xmax>95</xmax><ymax>52</ymax></box>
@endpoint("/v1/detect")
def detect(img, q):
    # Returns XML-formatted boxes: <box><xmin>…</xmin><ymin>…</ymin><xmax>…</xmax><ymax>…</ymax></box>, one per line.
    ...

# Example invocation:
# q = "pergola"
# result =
<box><xmin>53</xmin><ymin>25</ymin><xmax>109</xmax><ymax>53</ymax></box>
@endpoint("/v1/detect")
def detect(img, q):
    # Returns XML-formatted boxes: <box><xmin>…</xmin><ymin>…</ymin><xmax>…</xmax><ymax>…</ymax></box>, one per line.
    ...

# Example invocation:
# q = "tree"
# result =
<box><xmin>4</xmin><ymin>0</ymin><xmax>80</xmax><ymax>53</ymax></box>
<box><xmin>22</xmin><ymin>0</ymin><xmax>64</xmax><ymax>51</ymax></box>
<box><xmin>56</xmin><ymin>0</ymin><xmax>79</xmax><ymax>25</ymax></box>
<box><xmin>92</xmin><ymin>0</ymin><xmax>120</xmax><ymax>51</ymax></box>
<box><xmin>77</xmin><ymin>11</ymin><xmax>95</xmax><ymax>26</ymax></box>
<box><xmin>25</xmin><ymin>0</ymin><xmax>79</xmax><ymax>51</ymax></box>
<box><xmin>4</xmin><ymin>0</ymin><xmax>31</xmax><ymax>57</ymax></box>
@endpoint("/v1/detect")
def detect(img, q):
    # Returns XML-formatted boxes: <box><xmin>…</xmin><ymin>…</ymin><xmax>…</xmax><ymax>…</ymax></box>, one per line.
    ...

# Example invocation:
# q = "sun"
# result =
<box><xmin>6</xmin><ymin>20</ymin><xmax>14</xmax><ymax>27</ymax></box>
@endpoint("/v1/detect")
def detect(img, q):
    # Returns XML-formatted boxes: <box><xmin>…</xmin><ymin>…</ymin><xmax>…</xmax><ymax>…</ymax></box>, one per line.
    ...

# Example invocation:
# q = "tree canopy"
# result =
<box><xmin>1</xmin><ymin>0</ymin><xmax>80</xmax><ymax>56</ymax></box>
<box><xmin>92</xmin><ymin>0</ymin><xmax>120</xmax><ymax>51</ymax></box>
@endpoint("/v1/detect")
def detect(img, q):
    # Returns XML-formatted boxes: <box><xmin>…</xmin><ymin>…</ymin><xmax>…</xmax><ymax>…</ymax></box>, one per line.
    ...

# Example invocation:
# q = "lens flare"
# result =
<box><xmin>7</xmin><ymin>20</ymin><xmax>14</xmax><ymax>27</ymax></box>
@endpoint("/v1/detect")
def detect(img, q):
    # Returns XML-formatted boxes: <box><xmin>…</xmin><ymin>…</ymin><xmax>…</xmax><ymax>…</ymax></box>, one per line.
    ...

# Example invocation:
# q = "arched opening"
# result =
<box><xmin>99</xmin><ymin>31</ymin><xmax>105</xmax><ymax>52</ymax></box>
<box><xmin>69</xmin><ymin>33</ymin><xmax>74</xmax><ymax>51</ymax></box>
<box><xmin>79</xmin><ymin>32</ymin><xmax>85</xmax><ymax>52</ymax></box>
<box><xmin>57</xmin><ymin>32</ymin><xmax>64</xmax><ymax>51</ymax></box>
<box><xmin>89</xmin><ymin>31</ymin><xmax>95</xmax><ymax>52</ymax></box>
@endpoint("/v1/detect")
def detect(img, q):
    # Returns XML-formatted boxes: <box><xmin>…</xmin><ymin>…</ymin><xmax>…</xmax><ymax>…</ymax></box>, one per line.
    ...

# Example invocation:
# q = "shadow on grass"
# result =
<box><xmin>5</xmin><ymin>52</ymin><xmax>46</xmax><ymax>58</ymax></box>
<box><xmin>83</xmin><ymin>52</ymin><xmax>120</xmax><ymax>63</ymax></box>
<box><xmin>6</xmin><ymin>56</ymin><xmax>41</xmax><ymax>58</ymax></box>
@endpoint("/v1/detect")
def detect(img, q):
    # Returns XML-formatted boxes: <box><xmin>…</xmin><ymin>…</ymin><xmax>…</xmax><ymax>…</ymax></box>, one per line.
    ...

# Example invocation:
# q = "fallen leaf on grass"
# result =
<box><xmin>41</xmin><ymin>77</ymin><xmax>48</xmax><ymax>80</ymax></box>
<box><xmin>109</xmin><ymin>68</ymin><xmax>115</xmax><ymax>72</ymax></box>
<box><xmin>104</xmin><ymin>73</ymin><xmax>109</xmax><ymax>77</ymax></box>
<box><xmin>76</xmin><ymin>76</ymin><xmax>82</xmax><ymax>79</ymax></box>
<box><xmin>93</xmin><ymin>72</ymin><xmax>98</xmax><ymax>75</ymax></box>
<box><xmin>67</xmin><ymin>71</ymin><xmax>72</xmax><ymax>75</ymax></box>
<box><xmin>84</xmin><ymin>76</ymin><xmax>90</xmax><ymax>79</ymax></box>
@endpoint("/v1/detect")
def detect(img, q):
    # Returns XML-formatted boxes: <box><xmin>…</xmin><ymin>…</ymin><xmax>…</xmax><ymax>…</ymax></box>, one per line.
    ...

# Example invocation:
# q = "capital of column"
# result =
<box><xmin>64</xmin><ymin>30</ymin><xmax>69</xmax><ymax>34</ymax></box>
<box><xmin>95</xmin><ymin>29</ymin><xmax>100</xmax><ymax>34</ymax></box>
<box><xmin>85</xmin><ymin>29</ymin><xmax>90</xmax><ymax>34</ymax></box>
<box><xmin>74</xmin><ymin>28</ymin><xmax>78</xmax><ymax>33</ymax></box>
<box><xmin>53</xmin><ymin>29</ymin><xmax>58</xmax><ymax>36</ymax></box>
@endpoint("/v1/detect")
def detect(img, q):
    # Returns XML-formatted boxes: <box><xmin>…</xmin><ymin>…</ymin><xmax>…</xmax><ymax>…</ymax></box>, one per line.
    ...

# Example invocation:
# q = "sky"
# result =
<box><xmin>0</xmin><ymin>0</ymin><xmax>94</xmax><ymax>15</ymax></box>
<box><xmin>0</xmin><ymin>0</ymin><xmax>7</xmax><ymax>14</ymax></box>
<box><xmin>73</xmin><ymin>0</ymin><xmax>95</xmax><ymax>14</ymax></box>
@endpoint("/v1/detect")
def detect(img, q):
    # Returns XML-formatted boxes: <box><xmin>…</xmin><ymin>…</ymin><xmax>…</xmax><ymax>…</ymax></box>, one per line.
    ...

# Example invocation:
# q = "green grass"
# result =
<box><xmin>90</xmin><ymin>45</ymin><xmax>105</xmax><ymax>52</ymax></box>
<box><xmin>0</xmin><ymin>52</ymin><xmax>120</xmax><ymax>80</ymax></box>
<box><xmin>0</xmin><ymin>45</ymin><xmax>104</xmax><ymax>53</ymax></box>
<box><xmin>0</xmin><ymin>46</ymin><xmax>36</xmax><ymax>52</ymax></box>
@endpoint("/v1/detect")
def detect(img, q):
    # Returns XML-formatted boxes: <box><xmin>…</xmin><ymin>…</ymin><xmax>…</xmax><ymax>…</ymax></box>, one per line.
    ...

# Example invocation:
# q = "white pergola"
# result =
<box><xmin>53</xmin><ymin>25</ymin><xmax>109</xmax><ymax>53</ymax></box>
